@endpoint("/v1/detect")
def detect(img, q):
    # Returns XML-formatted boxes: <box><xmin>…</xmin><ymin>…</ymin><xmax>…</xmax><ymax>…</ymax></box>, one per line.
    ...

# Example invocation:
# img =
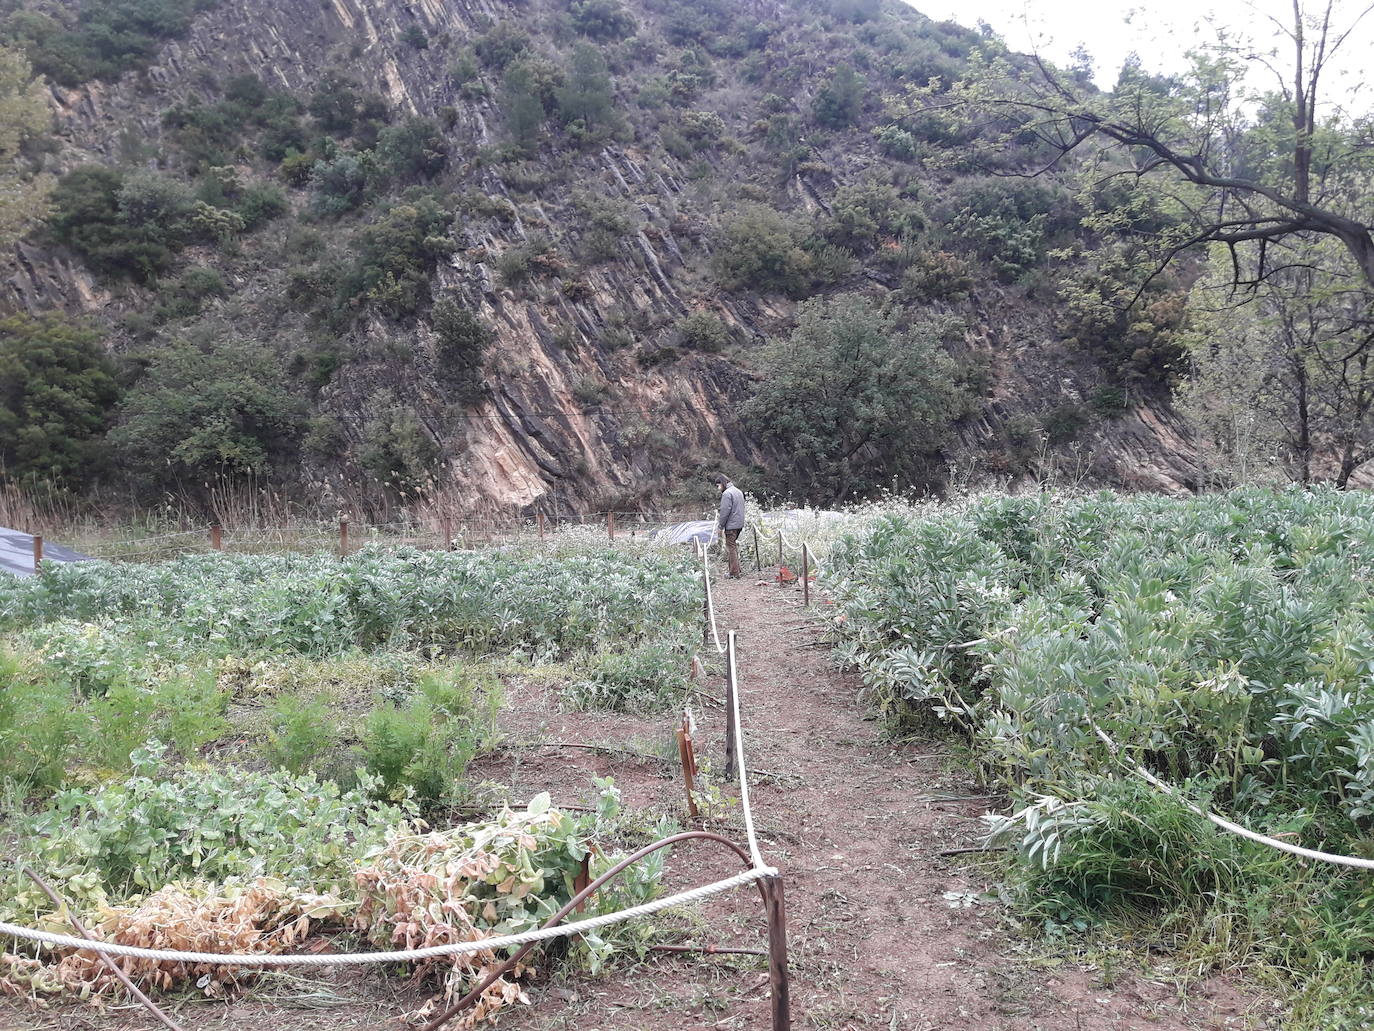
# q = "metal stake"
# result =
<box><xmin>676</xmin><ymin>717</ymin><xmax>699</xmax><ymax>819</ymax></box>
<box><xmin>802</xmin><ymin>544</ymin><xmax>811</xmax><ymax>607</ymax></box>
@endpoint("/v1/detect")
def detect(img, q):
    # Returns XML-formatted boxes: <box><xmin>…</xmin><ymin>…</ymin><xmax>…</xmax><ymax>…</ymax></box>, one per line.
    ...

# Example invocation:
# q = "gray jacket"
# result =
<box><xmin>717</xmin><ymin>484</ymin><xmax>745</xmax><ymax>531</ymax></box>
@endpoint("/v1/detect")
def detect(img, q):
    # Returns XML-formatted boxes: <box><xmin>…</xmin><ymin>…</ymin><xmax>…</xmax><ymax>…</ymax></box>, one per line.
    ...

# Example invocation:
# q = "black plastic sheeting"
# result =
<box><xmin>0</xmin><ymin>526</ymin><xmax>94</xmax><ymax>577</ymax></box>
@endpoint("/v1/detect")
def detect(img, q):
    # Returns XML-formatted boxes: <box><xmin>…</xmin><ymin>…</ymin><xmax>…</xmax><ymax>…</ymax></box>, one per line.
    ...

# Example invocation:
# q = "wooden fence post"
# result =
<box><xmin>441</xmin><ymin>515</ymin><xmax>453</xmax><ymax>552</ymax></box>
<box><xmin>339</xmin><ymin>516</ymin><xmax>349</xmax><ymax>556</ymax></box>
<box><xmin>210</xmin><ymin>524</ymin><xmax>222</xmax><ymax>551</ymax></box>
<box><xmin>32</xmin><ymin>534</ymin><xmax>42</xmax><ymax>575</ymax></box>
<box><xmin>753</xmin><ymin>526</ymin><xmax>761</xmax><ymax>572</ymax></box>
<box><xmin>802</xmin><ymin>543</ymin><xmax>811</xmax><ymax>607</ymax></box>
<box><xmin>608</xmin><ymin>511</ymin><xmax>616</xmax><ymax>540</ymax></box>
<box><xmin>766</xmin><ymin>877</ymin><xmax>791</xmax><ymax>1031</ymax></box>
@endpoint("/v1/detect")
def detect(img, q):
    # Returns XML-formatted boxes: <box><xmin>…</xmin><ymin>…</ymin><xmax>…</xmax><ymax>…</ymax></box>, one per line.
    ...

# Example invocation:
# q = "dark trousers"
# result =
<box><xmin>723</xmin><ymin>527</ymin><xmax>742</xmax><ymax>578</ymax></box>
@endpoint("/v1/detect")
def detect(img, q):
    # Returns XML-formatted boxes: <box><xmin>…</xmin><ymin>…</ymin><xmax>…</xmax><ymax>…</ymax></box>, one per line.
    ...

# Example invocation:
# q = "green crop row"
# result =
<box><xmin>0</xmin><ymin>546</ymin><xmax>698</xmax><ymax>660</ymax></box>
<box><xmin>823</xmin><ymin>487</ymin><xmax>1374</xmax><ymax>1028</ymax></box>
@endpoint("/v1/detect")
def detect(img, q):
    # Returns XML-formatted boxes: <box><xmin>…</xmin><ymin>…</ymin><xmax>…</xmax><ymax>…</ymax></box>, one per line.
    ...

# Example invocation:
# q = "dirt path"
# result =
<box><xmin>693</xmin><ymin>576</ymin><xmax>1258</xmax><ymax>1031</ymax></box>
<box><xmin>2</xmin><ymin>575</ymin><xmax>1262</xmax><ymax>1031</ymax></box>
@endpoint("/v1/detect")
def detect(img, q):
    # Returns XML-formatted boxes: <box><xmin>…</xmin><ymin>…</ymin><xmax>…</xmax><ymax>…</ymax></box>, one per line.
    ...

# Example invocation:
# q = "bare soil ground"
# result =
<box><xmin>2</xmin><ymin>573</ymin><xmax>1266</xmax><ymax>1031</ymax></box>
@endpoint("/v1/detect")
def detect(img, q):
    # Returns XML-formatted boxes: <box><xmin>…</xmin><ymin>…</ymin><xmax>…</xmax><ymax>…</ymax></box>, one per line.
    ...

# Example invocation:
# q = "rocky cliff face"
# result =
<box><xmin>2</xmin><ymin>0</ymin><xmax>1205</xmax><ymax>515</ymax></box>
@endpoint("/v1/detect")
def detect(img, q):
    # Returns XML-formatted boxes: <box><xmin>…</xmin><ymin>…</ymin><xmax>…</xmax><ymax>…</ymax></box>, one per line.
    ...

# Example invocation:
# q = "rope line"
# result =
<box><xmin>727</xmin><ymin>630</ymin><xmax>767</xmax><ymax>870</ymax></box>
<box><xmin>1093</xmin><ymin>725</ymin><xmax>1374</xmax><ymax>871</ymax></box>
<box><xmin>699</xmin><ymin>542</ymin><xmax>728</xmax><ymax>655</ymax></box>
<box><xmin>0</xmin><ymin>868</ymin><xmax>775</xmax><ymax>966</ymax></box>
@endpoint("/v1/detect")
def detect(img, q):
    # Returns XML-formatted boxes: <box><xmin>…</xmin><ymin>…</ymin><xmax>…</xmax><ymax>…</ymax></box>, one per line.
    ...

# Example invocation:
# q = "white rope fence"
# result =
<box><xmin>697</xmin><ymin>539</ymin><xmax>728</xmax><ymax>655</ymax></box>
<box><xmin>0</xmin><ymin>868</ymin><xmax>775</xmax><ymax>966</ymax></box>
<box><xmin>1092</xmin><ymin>723</ymin><xmax>1374</xmax><ymax>872</ymax></box>
<box><xmin>728</xmin><ymin>629</ymin><xmax>767</xmax><ymax>870</ymax></box>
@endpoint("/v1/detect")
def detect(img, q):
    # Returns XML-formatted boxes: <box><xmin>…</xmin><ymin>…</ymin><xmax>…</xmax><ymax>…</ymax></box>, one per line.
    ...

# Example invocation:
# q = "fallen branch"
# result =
<box><xmin>937</xmin><ymin>846</ymin><xmax>1010</xmax><ymax>857</ymax></box>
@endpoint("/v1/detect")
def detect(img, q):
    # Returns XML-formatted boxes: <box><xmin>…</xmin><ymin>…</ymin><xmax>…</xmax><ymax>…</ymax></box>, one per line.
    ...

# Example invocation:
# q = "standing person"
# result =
<box><xmin>713</xmin><ymin>473</ymin><xmax>745</xmax><ymax>579</ymax></box>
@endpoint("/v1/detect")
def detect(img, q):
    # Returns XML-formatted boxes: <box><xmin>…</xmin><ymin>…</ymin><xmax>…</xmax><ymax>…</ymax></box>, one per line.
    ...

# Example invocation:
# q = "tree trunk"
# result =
<box><xmin>1293</xmin><ymin>350</ymin><xmax>1313</xmax><ymax>484</ymax></box>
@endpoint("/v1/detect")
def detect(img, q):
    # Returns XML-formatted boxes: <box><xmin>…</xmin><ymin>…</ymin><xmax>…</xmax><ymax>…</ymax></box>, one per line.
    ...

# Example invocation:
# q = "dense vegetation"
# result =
<box><xmin>0</xmin><ymin>541</ymin><xmax>698</xmax><ymax>1011</ymax></box>
<box><xmin>0</xmin><ymin>0</ymin><xmax>1223</xmax><ymax>514</ymax></box>
<box><xmin>824</xmin><ymin>488</ymin><xmax>1374</xmax><ymax>1028</ymax></box>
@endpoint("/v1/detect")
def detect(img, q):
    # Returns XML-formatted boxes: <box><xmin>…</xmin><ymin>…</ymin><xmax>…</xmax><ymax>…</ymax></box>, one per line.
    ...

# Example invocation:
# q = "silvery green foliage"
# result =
<box><xmin>0</xmin><ymin>547</ymin><xmax>698</xmax><ymax>662</ymax></box>
<box><xmin>824</xmin><ymin>487</ymin><xmax>1374</xmax><ymax>835</ymax></box>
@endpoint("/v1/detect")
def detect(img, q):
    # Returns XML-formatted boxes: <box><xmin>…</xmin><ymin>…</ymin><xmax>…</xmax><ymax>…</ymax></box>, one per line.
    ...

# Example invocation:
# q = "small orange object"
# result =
<box><xmin>777</xmin><ymin>565</ymin><xmax>797</xmax><ymax>584</ymax></box>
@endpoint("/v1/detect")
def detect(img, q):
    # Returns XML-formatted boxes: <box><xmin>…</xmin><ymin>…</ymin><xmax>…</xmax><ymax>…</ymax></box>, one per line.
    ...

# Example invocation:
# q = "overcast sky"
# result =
<box><xmin>906</xmin><ymin>0</ymin><xmax>1373</xmax><ymax>103</ymax></box>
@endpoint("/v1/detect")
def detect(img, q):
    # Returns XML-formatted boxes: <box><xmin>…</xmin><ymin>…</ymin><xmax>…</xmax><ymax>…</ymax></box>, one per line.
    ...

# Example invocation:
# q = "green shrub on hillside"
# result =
<box><xmin>48</xmin><ymin>166</ymin><xmax>251</xmax><ymax>281</ymax></box>
<box><xmin>308</xmin><ymin>72</ymin><xmax>390</xmax><ymax>145</ymax></box>
<box><xmin>0</xmin><ymin>313</ymin><xmax>119</xmax><ymax>488</ymax></box>
<box><xmin>675</xmin><ymin>310</ymin><xmax>731</xmax><ymax>352</ymax></box>
<box><xmin>111</xmin><ymin>333</ymin><xmax>305</xmax><ymax>495</ymax></box>
<box><xmin>375</xmin><ymin>117</ymin><xmax>450</xmax><ymax>180</ymax></box>
<box><xmin>2</xmin><ymin>0</ymin><xmax>220</xmax><ymax>86</ymax></box>
<box><xmin>811</xmin><ymin>63</ymin><xmax>864</xmax><ymax>128</ymax></box>
<box><xmin>745</xmin><ymin>293</ymin><xmax>967</xmax><ymax>501</ymax></box>
<box><xmin>163</xmin><ymin>76</ymin><xmax>307</xmax><ymax>168</ymax></box>
<box><xmin>555</xmin><ymin>43</ymin><xmax>620</xmax><ymax>144</ymax></box>
<box><xmin>714</xmin><ymin>204</ymin><xmax>845</xmax><ymax>297</ymax></box>
<box><xmin>476</xmin><ymin>22</ymin><xmax>531</xmax><ymax>69</ymax></box>
<box><xmin>432</xmin><ymin>298</ymin><xmax>490</xmax><ymax>403</ymax></box>
<box><xmin>359</xmin><ymin>403</ymin><xmax>441</xmax><ymax>496</ymax></box>
<box><xmin>826</xmin><ymin>179</ymin><xmax>922</xmax><ymax>248</ymax></box>
<box><xmin>336</xmin><ymin>192</ymin><xmax>455</xmax><ymax>317</ymax></box>
<box><xmin>308</xmin><ymin>150</ymin><xmax>377</xmax><ymax>216</ymax></box>
<box><xmin>569</xmin><ymin>0</ymin><xmax>637</xmax><ymax>41</ymax></box>
<box><xmin>153</xmin><ymin>265</ymin><xmax>226</xmax><ymax>321</ymax></box>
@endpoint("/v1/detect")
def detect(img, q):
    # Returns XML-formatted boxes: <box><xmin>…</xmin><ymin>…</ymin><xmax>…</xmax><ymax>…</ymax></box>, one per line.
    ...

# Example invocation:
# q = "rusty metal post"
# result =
<box><xmin>777</xmin><ymin>534</ymin><xmax>783</xmax><ymax>567</ymax></box>
<box><xmin>32</xmin><ymin>534</ymin><xmax>42</xmax><ymax>574</ymax></box>
<box><xmin>675</xmin><ymin>717</ymin><xmax>699</xmax><ymax>819</ymax></box>
<box><xmin>210</xmin><ymin>524</ymin><xmax>222</xmax><ymax>551</ymax></box>
<box><xmin>573</xmin><ymin>853</ymin><xmax>591</xmax><ymax>913</ymax></box>
<box><xmin>723</xmin><ymin>630</ymin><xmax>738</xmax><ymax>780</ymax></box>
<box><xmin>753</xmin><ymin>525</ymin><xmax>761</xmax><ymax>572</ymax></box>
<box><xmin>765</xmin><ymin>876</ymin><xmax>791</xmax><ymax>1031</ymax></box>
<box><xmin>339</xmin><ymin>516</ymin><xmax>349</xmax><ymax>556</ymax></box>
<box><xmin>802</xmin><ymin>543</ymin><xmax>811</xmax><ymax>607</ymax></box>
<box><xmin>538</xmin><ymin>511</ymin><xmax>546</xmax><ymax>539</ymax></box>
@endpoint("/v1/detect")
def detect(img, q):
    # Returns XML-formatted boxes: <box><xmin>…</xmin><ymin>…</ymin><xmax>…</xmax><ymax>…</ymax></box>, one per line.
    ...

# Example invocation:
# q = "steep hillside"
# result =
<box><xmin>0</xmin><ymin>0</ymin><xmax>1204</xmax><ymax>517</ymax></box>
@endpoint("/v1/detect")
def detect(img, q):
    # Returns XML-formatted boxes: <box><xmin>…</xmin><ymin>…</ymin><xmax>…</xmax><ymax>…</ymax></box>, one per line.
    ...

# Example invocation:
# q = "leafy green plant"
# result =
<box><xmin>361</xmin><ymin>668</ymin><xmax>502</xmax><ymax>803</ymax></box>
<box><xmin>0</xmin><ymin>652</ymin><xmax>85</xmax><ymax>791</ymax></box>
<box><xmin>263</xmin><ymin>693</ymin><xmax>339</xmax><ymax>775</ymax></box>
<box><xmin>2</xmin><ymin>743</ymin><xmax>408</xmax><ymax>919</ymax></box>
<box><xmin>570</xmin><ymin>638</ymin><xmax>693</xmax><ymax>713</ymax></box>
<box><xmin>823</xmin><ymin>487</ymin><xmax>1374</xmax><ymax>1024</ymax></box>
